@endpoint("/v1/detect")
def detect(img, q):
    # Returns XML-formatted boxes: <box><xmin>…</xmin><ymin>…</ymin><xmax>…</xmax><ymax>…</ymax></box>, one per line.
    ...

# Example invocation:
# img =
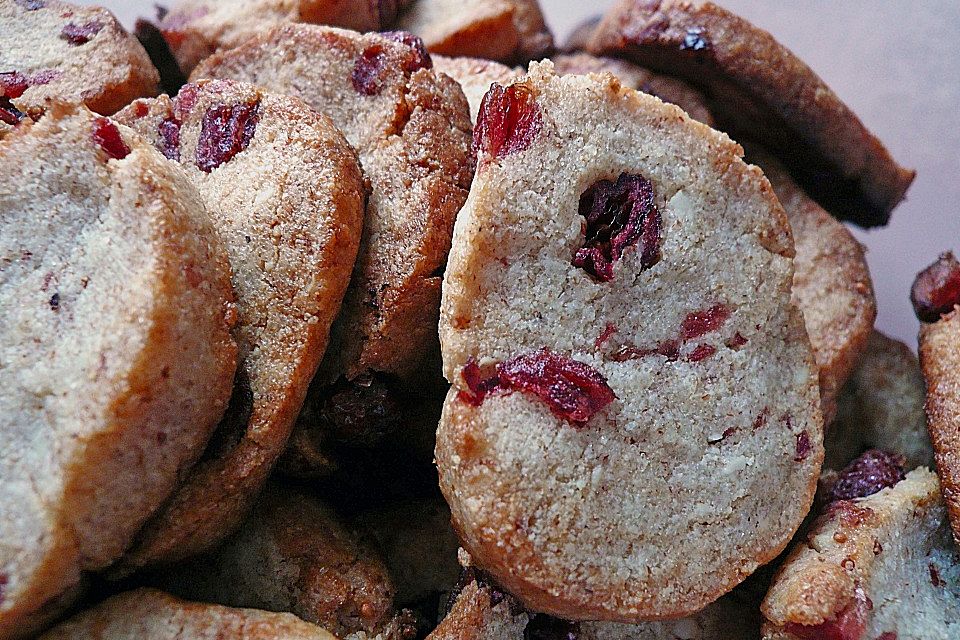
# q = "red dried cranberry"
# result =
<box><xmin>174</xmin><ymin>83</ymin><xmax>200</xmax><ymax>118</ymax></box>
<box><xmin>352</xmin><ymin>44</ymin><xmax>390</xmax><ymax>96</ymax></box>
<box><xmin>876</xmin><ymin>634</ymin><xmax>897</xmax><ymax>640</ymax></box>
<box><xmin>727</xmin><ymin>332</ymin><xmax>748</xmax><ymax>348</ymax></box>
<box><xmin>473</xmin><ymin>82</ymin><xmax>541</xmax><ymax>160</ymax></box>
<box><xmin>594</xmin><ymin>323</ymin><xmax>617</xmax><ymax>349</ymax></box>
<box><xmin>380</xmin><ymin>31</ymin><xmax>432</xmax><ymax>72</ymax></box>
<box><xmin>92</xmin><ymin>117</ymin><xmax>130</xmax><ymax>160</ymax></box>
<box><xmin>524</xmin><ymin>615</ymin><xmax>579</xmax><ymax>640</ymax></box>
<box><xmin>681</xmin><ymin>304</ymin><xmax>730</xmax><ymax>340</ymax></box>
<box><xmin>28</xmin><ymin>69</ymin><xmax>60</xmax><ymax>86</ymax></box>
<box><xmin>611</xmin><ymin>340</ymin><xmax>679</xmax><ymax>362</ymax></box>
<box><xmin>195</xmin><ymin>100</ymin><xmax>260</xmax><ymax>172</ymax></box>
<box><xmin>826</xmin><ymin>500</ymin><xmax>874</xmax><ymax>527</ymax></box>
<box><xmin>782</xmin><ymin>588</ymin><xmax>868</xmax><ymax>640</ymax></box>
<box><xmin>158</xmin><ymin>117</ymin><xmax>181</xmax><ymax>160</ymax></box>
<box><xmin>686</xmin><ymin>344</ymin><xmax>715</xmax><ymax>362</ymax></box>
<box><xmin>0</xmin><ymin>71</ymin><xmax>28</xmax><ymax>99</ymax></box>
<box><xmin>830</xmin><ymin>449</ymin><xmax>905</xmax><ymax>502</ymax></box>
<box><xmin>573</xmin><ymin>173</ymin><xmax>661</xmax><ymax>282</ymax></box>
<box><xmin>794</xmin><ymin>431</ymin><xmax>811</xmax><ymax>462</ymax></box>
<box><xmin>459</xmin><ymin>358</ymin><xmax>505</xmax><ymax>406</ymax></box>
<box><xmin>0</xmin><ymin>98</ymin><xmax>25</xmax><ymax>125</ymax></box>
<box><xmin>911</xmin><ymin>252</ymin><xmax>960</xmax><ymax>322</ymax></box>
<box><xmin>60</xmin><ymin>21</ymin><xmax>104</xmax><ymax>45</ymax></box>
<box><xmin>930</xmin><ymin>563</ymin><xmax>944</xmax><ymax>587</ymax></box>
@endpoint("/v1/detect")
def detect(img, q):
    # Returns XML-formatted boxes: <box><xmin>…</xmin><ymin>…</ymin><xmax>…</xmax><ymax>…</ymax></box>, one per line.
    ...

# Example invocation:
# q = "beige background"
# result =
<box><xmin>88</xmin><ymin>0</ymin><xmax>960</xmax><ymax>349</ymax></box>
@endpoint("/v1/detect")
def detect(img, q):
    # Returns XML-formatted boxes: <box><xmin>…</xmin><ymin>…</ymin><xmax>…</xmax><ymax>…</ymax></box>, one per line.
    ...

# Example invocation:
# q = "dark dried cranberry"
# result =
<box><xmin>573</xmin><ymin>173</ymin><xmax>661</xmax><ymax>281</ymax></box>
<box><xmin>930</xmin><ymin>563</ymin><xmax>944</xmax><ymax>587</ymax></box>
<box><xmin>158</xmin><ymin>117</ymin><xmax>181</xmax><ymax>160</ymax></box>
<box><xmin>0</xmin><ymin>98</ymin><xmax>25</xmax><ymax>125</ymax></box>
<box><xmin>60</xmin><ymin>21</ymin><xmax>104</xmax><ymax>45</ymax></box>
<box><xmin>524</xmin><ymin>615</ymin><xmax>579</xmax><ymax>640</ymax></box>
<box><xmin>680</xmin><ymin>27</ymin><xmax>710</xmax><ymax>52</ymax></box>
<box><xmin>681</xmin><ymin>304</ymin><xmax>730</xmax><ymax>340</ymax></box>
<box><xmin>48</xmin><ymin>292</ymin><xmax>60</xmax><ymax>311</ymax></box>
<box><xmin>352</xmin><ymin>44</ymin><xmax>390</xmax><ymax>96</ymax></box>
<box><xmin>381</xmin><ymin>31</ymin><xmax>432</xmax><ymax>72</ymax></box>
<box><xmin>876</xmin><ymin>634</ymin><xmax>897</xmax><ymax>640</ymax></box>
<box><xmin>794</xmin><ymin>431</ymin><xmax>811</xmax><ymax>462</ymax></box>
<box><xmin>195</xmin><ymin>100</ymin><xmax>260</xmax><ymax>172</ymax></box>
<box><xmin>911</xmin><ymin>252</ymin><xmax>960</xmax><ymax>322</ymax></box>
<box><xmin>28</xmin><ymin>69</ymin><xmax>60</xmax><ymax>86</ymax></box>
<box><xmin>686</xmin><ymin>344</ymin><xmax>715</xmax><ymax>362</ymax></box>
<box><xmin>473</xmin><ymin>82</ymin><xmax>541</xmax><ymax>159</ymax></box>
<box><xmin>0</xmin><ymin>71</ymin><xmax>28</xmax><ymax>98</ymax></box>
<box><xmin>830</xmin><ymin>449</ymin><xmax>905</xmax><ymax>502</ymax></box>
<box><xmin>92</xmin><ymin>117</ymin><xmax>130</xmax><ymax>160</ymax></box>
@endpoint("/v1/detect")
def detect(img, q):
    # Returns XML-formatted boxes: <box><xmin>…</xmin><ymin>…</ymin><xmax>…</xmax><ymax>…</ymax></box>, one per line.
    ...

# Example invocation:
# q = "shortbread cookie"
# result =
<box><xmin>193</xmin><ymin>26</ymin><xmax>472</xmax><ymax>469</ymax></box>
<box><xmin>433</xmin><ymin>56</ymin><xmax>518</xmax><ymax>123</ymax></box>
<box><xmin>762</xmin><ymin>462</ymin><xmax>960</xmax><ymax>640</ymax></box>
<box><xmin>827</xmin><ymin>331</ymin><xmax>933</xmax><ymax>470</ymax></box>
<box><xmin>154</xmin><ymin>0</ymin><xmax>400</xmax><ymax>74</ymax></box>
<box><xmin>746</xmin><ymin>145</ymin><xmax>876</xmax><ymax>420</ymax></box>
<box><xmin>145</xmin><ymin>483</ymin><xmax>396</xmax><ymax>637</ymax></box>
<box><xmin>0</xmin><ymin>104</ymin><xmax>236</xmax><ymax>638</ymax></box>
<box><xmin>396</xmin><ymin>0</ymin><xmax>553</xmax><ymax>63</ymax></box>
<box><xmin>0</xmin><ymin>0</ymin><xmax>158</xmax><ymax>126</ymax></box>
<box><xmin>561</xmin><ymin>14</ymin><xmax>601</xmax><ymax>52</ymax></box>
<box><xmin>915</xmin><ymin>252</ymin><xmax>960</xmax><ymax>544</ymax></box>
<box><xmin>437</xmin><ymin>62</ymin><xmax>823</xmax><ymax>620</ymax></box>
<box><xmin>551</xmin><ymin>52</ymin><xmax>714</xmax><ymax>126</ymax></box>
<box><xmin>40</xmin><ymin>589</ymin><xmax>338</xmax><ymax>639</ymax></box>
<box><xmin>588</xmin><ymin>0</ymin><xmax>915</xmax><ymax>227</ymax></box>
<box><xmin>111</xmin><ymin>79</ymin><xmax>365</xmax><ymax>569</ymax></box>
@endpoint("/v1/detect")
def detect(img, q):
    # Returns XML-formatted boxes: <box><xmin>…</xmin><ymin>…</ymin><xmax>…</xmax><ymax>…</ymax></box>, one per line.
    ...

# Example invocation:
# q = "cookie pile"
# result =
<box><xmin>1</xmin><ymin>0</ymin><xmax>953</xmax><ymax>639</ymax></box>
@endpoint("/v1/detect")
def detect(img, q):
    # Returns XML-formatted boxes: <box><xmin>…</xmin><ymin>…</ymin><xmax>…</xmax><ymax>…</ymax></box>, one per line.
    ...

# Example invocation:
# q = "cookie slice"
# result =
<box><xmin>153</xmin><ymin>0</ymin><xmax>401</xmax><ymax>75</ymax></box>
<box><xmin>396</xmin><ymin>0</ymin><xmax>552</xmax><ymax>63</ymax></box>
<box><xmin>588</xmin><ymin>0</ymin><xmax>915</xmax><ymax>227</ymax></box>
<box><xmin>0</xmin><ymin>104</ymin><xmax>236</xmax><ymax>638</ymax></box>
<box><xmin>40</xmin><ymin>589</ymin><xmax>338</xmax><ymax>639</ymax></box>
<box><xmin>746</xmin><ymin>145</ymin><xmax>876</xmax><ymax>421</ymax></box>
<box><xmin>827</xmin><ymin>331</ymin><xmax>933</xmax><ymax>471</ymax></box>
<box><xmin>551</xmin><ymin>52</ymin><xmax>715</xmax><ymax>126</ymax></box>
<box><xmin>0</xmin><ymin>0</ymin><xmax>158</xmax><ymax>127</ymax></box>
<box><xmin>193</xmin><ymin>26</ymin><xmax>472</xmax><ymax>473</ymax></box>
<box><xmin>762</xmin><ymin>459</ymin><xmax>957</xmax><ymax>640</ymax></box>
<box><xmin>914</xmin><ymin>252</ymin><xmax>960</xmax><ymax>545</ymax></box>
<box><xmin>110</xmin><ymin>79</ymin><xmax>365</xmax><ymax>570</ymax></box>
<box><xmin>433</xmin><ymin>56</ymin><xmax>519</xmax><ymax>123</ymax></box>
<box><xmin>437</xmin><ymin>62</ymin><xmax>823</xmax><ymax>621</ymax></box>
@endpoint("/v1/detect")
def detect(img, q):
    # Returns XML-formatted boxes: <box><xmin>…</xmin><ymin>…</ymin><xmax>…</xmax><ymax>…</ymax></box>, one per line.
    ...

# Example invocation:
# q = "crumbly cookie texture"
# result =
<box><xmin>437</xmin><ymin>61</ymin><xmax>822</xmax><ymax>621</ymax></box>
<box><xmin>0</xmin><ymin>0</ymin><xmax>157</xmax><ymax>127</ymax></box>
<box><xmin>112</xmin><ymin>79</ymin><xmax>365</xmax><ymax>570</ymax></box>
<box><xmin>432</xmin><ymin>55</ymin><xmax>519</xmax><ymax>123</ymax></box>
<box><xmin>0</xmin><ymin>104</ymin><xmax>236</xmax><ymax>638</ymax></box>
<box><xmin>746</xmin><ymin>145</ymin><xmax>876</xmax><ymax>421</ymax></box>
<box><xmin>762</xmin><ymin>467</ymin><xmax>960</xmax><ymax>640</ymax></box>
<box><xmin>828</xmin><ymin>331</ymin><xmax>933</xmax><ymax>471</ymax></box>
<box><xmin>588</xmin><ymin>0</ymin><xmax>915</xmax><ymax>227</ymax></box>
<box><xmin>39</xmin><ymin>589</ymin><xmax>339</xmax><ymax>639</ymax></box>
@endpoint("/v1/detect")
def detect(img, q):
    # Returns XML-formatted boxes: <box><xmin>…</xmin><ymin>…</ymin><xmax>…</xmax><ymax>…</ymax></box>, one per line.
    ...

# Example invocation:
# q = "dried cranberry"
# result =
<box><xmin>381</xmin><ymin>31</ymin><xmax>432</xmax><ymax>72</ymax></box>
<box><xmin>930</xmin><ymin>563</ymin><xmax>944</xmax><ymax>587</ymax></box>
<box><xmin>680</xmin><ymin>27</ymin><xmax>710</xmax><ymax>52</ymax></box>
<box><xmin>573</xmin><ymin>173</ymin><xmax>661</xmax><ymax>281</ymax></box>
<box><xmin>876</xmin><ymin>634</ymin><xmax>897</xmax><ymax>640</ymax></box>
<box><xmin>686</xmin><ymin>344</ymin><xmax>716</xmax><ymax>362</ymax></box>
<box><xmin>911</xmin><ymin>252</ymin><xmax>960</xmax><ymax>322</ymax></box>
<box><xmin>524</xmin><ymin>615</ymin><xmax>580</xmax><ymax>640</ymax></box>
<box><xmin>611</xmin><ymin>340</ymin><xmax>679</xmax><ymax>362</ymax></box>
<box><xmin>830</xmin><ymin>449</ymin><xmax>905</xmax><ymax>502</ymax></box>
<box><xmin>0</xmin><ymin>98</ymin><xmax>25</xmax><ymax>125</ymax></box>
<box><xmin>158</xmin><ymin>117</ymin><xmax>181</xmax><ymax>160</ymax></box>
<box><xmin>782</xmin><ymin>588</ymin><xmax>868</xmax><ymax>640</ymax></box>
<box><xmin>826</xmin><ymin>500</ymin><xmax>874</xmax><ymax>527</ymax></box>
<box><xmin>195</xmin><ymin>100</ymin><xmax>260</xmax><ymax>172</ymax></box>
<box><xmin>460</xmin><ymin>349</ymin><xmax>615</xmax><ymax>426</ymax></box>
<box><xmin>60</xmin><ymin>21</ymin><xmax>104</xmax><ymax>45</ymax></box>
<box><xmin>0</xmin><ymin>71</ymin><xmax>28</xmax><ymax>99</ymax></box>
<box><xmin>92</xmin><ymin>117</ymin><xmax>130</xmax><ymax>160</ymax></box>
<box><xmin>352</xmin><ymin>44</ymin><xmax>390</xmax><ymax>95</ymax></box>
<box><xmin>28</xmin><ymin>69</ymin><xmax>60</xmax><ymax>86</ymax></box>
<box><xmin>681</xmin><ymin>304</ymin><xmax>730</xmax><ymax>340</ymax></box>
<box><xmin>727</xmin><ymin>332</ymin><xmax>748</xmax><ymax>348</ymax></box>
<box><xmin>174</xmin><ymin>83</ymin><xmax>200</xmax><ymax>117</ymax></box>
<box><xmin>473</xmin><ymin>82</ymin><xmax>542</xmax><ymax>160</ymax></box>
<box><xmin>594</xmin><ymin>323</ymin><xmax>617</xmax><ymax>349</ymax></box>
<box><xmin>794</xmin><ymin>431</ymin><xmax>811</xmax><ymax>462</ymax></box>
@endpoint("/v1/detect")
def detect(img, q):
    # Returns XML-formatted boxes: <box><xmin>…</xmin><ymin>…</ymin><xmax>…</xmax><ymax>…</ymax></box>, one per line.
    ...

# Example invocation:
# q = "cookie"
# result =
<box><xmin>551</xmin><ymin>52</ymin><xmax>715</xmax><ymax>126</ymax></box>
<box><xmin>110</xmin><ymin>79</ymin><xmax>365</xmax><ymax>570</ymax></box>
<box><xmin>746</xmin><ymin>145</ymin><xmax>876</xmax><ymax>421</ymax></box>
<box><xmin>153</xmin><ymin>0</ymin><xmax>399</xmax><ymax>74</ymax></box>
<box><xmin>192</xmin><ymin>26</ymin><xmax>473</xmax><ymax>473</ymax></box>
<box><xmin>396</xmin><ymin>0</ymin><xmax>553</xmax><ymax>64</ymax></box>
<box><xmin>827</xmin><ymin>331</ymin><xmax>933</xmax><ymax>471</ymax></box>
<box><xmin>40</xmin><ymin>589</ymin><xmax>338</xmax><ymax>639</ymax></box>
<box><xmin>762</xmin><ymin>459</ymin><xmax>957</xmax><ymax>640</ymax></box>
<box><xmin>433</xmin><ymin>55</ymin><xmax>519</xmax><ymax>123</ymax></box>
<box><xmin>437</xmin><ymin>62</ymin><xmax>823</xmax><ymax>620</ymax></box>
<box><xmin>588</xmin><ymin>0</ymin><xmax>915</xmax><ymax>227</ymax></box>
<box><xmin>0</xmin><ymin>104</ymin><xmax>235</xmax><ymax>638</ymax></box>
<box><xmin>0</xmin><ymin>0</ymin><xmax>158</xmax><ymax>128</ymax></box>
<box><xmin>914</xmin><ymin>252</ymin><xmax>960</xmax><ymax>545</ymax></box>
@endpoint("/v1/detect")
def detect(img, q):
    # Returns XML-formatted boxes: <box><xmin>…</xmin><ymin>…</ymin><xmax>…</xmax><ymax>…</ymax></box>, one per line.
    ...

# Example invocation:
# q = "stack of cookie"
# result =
<box><xmin>1</xmin><ymin>1</ymin><xmax>953</xmax><ymax>639</ymax></box>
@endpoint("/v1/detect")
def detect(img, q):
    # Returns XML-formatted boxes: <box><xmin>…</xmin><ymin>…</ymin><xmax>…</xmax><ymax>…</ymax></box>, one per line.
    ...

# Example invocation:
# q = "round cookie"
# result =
<box><xmin>588</xmin><ymin>0</ymin><xmax>915</xmax><ymax>227</ymax></box>
<box><xmin>0</xmin><ymin>104</ymin><xmax>236</xmax><ymax>638</ymax></box>
<box><xmin>746</xmin><ymin>145</ymin><xmax>876</xmax><ymax>421</ymax></box>
<box><xmin>433</xmin><ymin>56</ymin><xmax>519</xmax><ymax>123</ymax></box>
<box><xmin>111</xmin><ymin>79</ymin><xmax>365</xmax><ymax>569</ymax></box>
<box><xmin>437</xmin><ymin>62</ymin><xmax>823</xmax><ymax>621</ymax></box>
<box><xmin>762</xmin><ymin>462</ymin><xmax>958</xmax><ymax>640</ymax></box>
<box><xmin>40</xmin><ymin>589</ymin><xmax>338</xmax><ymax>640</ymax></box>
<box><xmin>0</xmin><ymin>0</ymin><xmax>158</xmax><ymax>128</ymax></box>
<box><xmin>192</xmin><ymin>26</ymin><xmax>473</xmax><ymax>473</ymax></box>
<box><xmin>153</xmin><ymin>0</ymin><xmax>402</xmax><ymax>75</ymax></box>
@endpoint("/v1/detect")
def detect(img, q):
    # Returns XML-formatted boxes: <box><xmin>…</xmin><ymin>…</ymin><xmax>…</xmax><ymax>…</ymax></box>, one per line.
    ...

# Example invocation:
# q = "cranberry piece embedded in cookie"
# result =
<box><xmin>60</xmin><ymin>21</ymin><xmax>105</xmax><ymax>45</ymax></box>
<box><xmin>524</xmin><ymin>614</ymin><xmax>580</xmax><ymax>640</ymax></box>
<box><xmin>158</xmin><ymin>117</ymin><xmax>181</xmax><ymax>160</ymax></box>
<box><xmin>381</xmin><ymin>31</ymin><xmax>432</xmax><ymax>72</ymax></box>
<box><xmin>0</xmin><ymin>98</ymin><xmax>25</xmax><ymax>125</ymax></box>
<box><xmin>195</xmin><ymin>101</ymin><xmax>261</xmax><ymax>172</ymax></box>
<box><xmin>352</xmin><ymin>44</ymin><xmax>390</xmax><ymax>96</ymax></box>
<box><xmin>783</xmin><ymin>588</ymin><xmax>869</xmax><ymax>640</ymax></box>
<box><xmin>91</xmin><ymin>117</ymin><xmax>130</xmax><ymax>160</ymax></box>
<box><xmin>794</xmin><ymin>431</ymin><xmax>812</xmax><ymax>461</ymax></box>
<box><xmin>0</xmin><ymin>71</ymin><xmax>28</xmax><ymax>99</ymax></box>
<box><xmin>573</xmin><ymin>173</ymin><xmax>661</xmax><ymax>282</ymax></box>
<box><xmin>681</xmin><ymin>304</ymin><xmax>730</xmax><ymax>340</ymax></box>
<box><xmin>911</xmin><ymin>251</ymin><xmax>960</xmax><ymax>322</ymax></box>
<box><xmin>474</xmin><ymin>83</ymin><xmax>542</xmax><ymax>160</ymax></box>
<box><xmin>829</xmin><ymin>449</ymin><xmax>906</xmax><ymax>502</ymax></box>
